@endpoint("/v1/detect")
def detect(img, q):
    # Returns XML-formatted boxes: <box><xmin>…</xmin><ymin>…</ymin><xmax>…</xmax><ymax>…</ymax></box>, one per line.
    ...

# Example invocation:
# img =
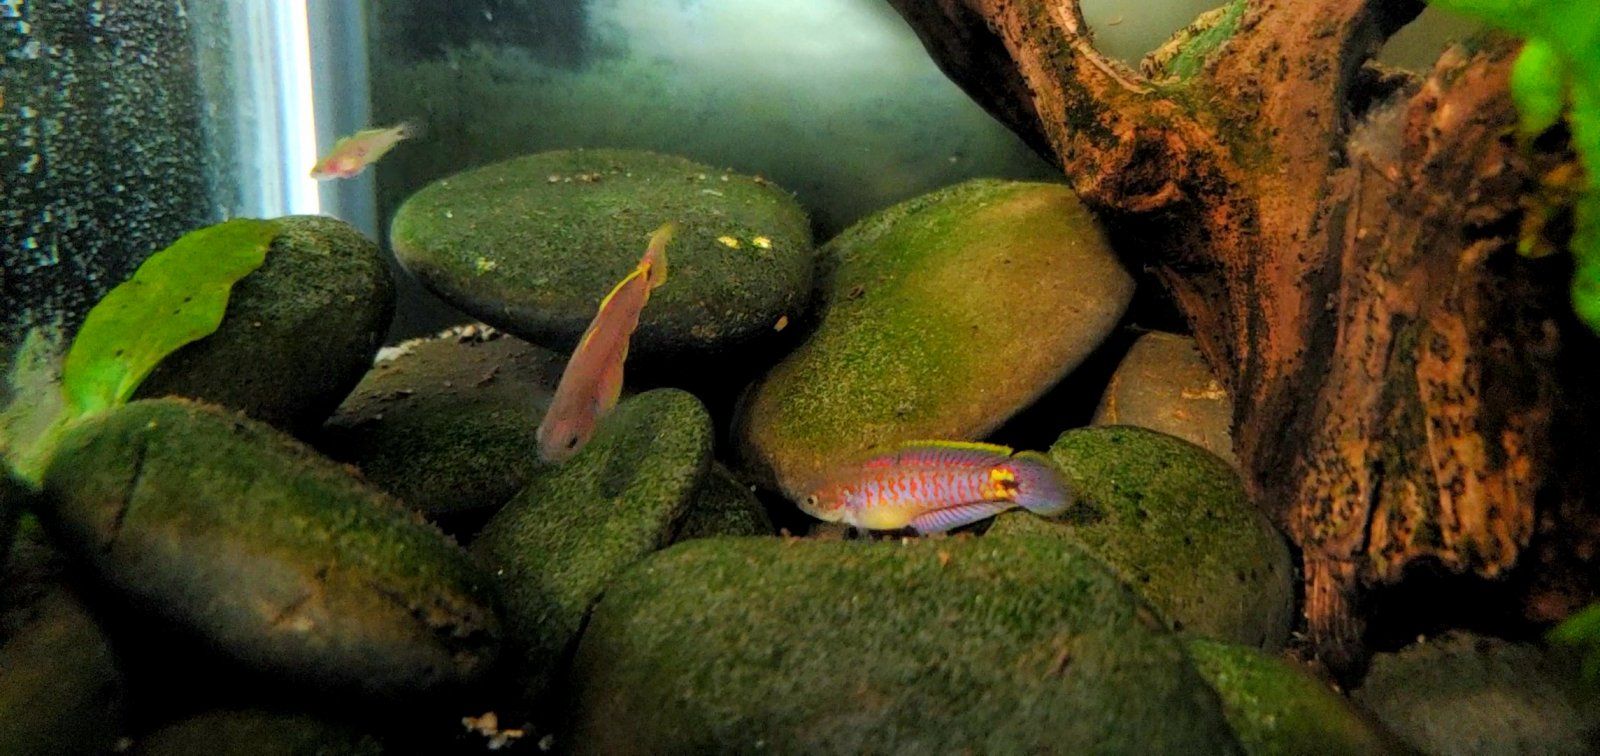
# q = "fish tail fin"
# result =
<box><xmin>1005</xmin><ymin>451</ymin><xmax>1071</xmax><ymax>517</ymax></box>
<box><xmin>644</xmin><ymin>222</ymin><xmax>677</xmax><ymax>289</ymax></box>
<box><xmin>395</xmin><ymin>119</ymin><xmax>427</xmax><ymax>140</ymax></box>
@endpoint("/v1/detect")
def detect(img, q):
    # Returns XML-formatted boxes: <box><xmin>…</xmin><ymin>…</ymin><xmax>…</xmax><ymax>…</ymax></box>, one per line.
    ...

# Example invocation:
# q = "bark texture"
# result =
<box><xmin>889</xmin><ymin>0</ymin><xmax>1600</xmax><ymax>676</ymax></box>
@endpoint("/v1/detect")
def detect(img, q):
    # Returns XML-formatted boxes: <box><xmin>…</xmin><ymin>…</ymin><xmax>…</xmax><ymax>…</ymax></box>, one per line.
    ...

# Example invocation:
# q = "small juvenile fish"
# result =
<box><xmin>536</xmin><ymin>222</ymin><xmax>678</xmax><ymax>462</ymax></box>
<box><xmin>309</xmin><ymin>121</ymin><xmax>420</xmax><ymax>179</ymax></box>
<box><xmin>798</xmin><ymin>441</ymin><xmax>1070</xmax><ymax>534</ymax></box>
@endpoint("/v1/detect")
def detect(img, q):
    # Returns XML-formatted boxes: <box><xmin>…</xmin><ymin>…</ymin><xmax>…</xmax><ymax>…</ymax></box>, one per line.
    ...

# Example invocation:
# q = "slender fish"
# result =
<box><xmin>536</xmin><ymin>222</ymin><xmax>678</xmax><ymax>462</ymax></box>
<box><xmin>797</xmin><ymin>441</ymin><xmax>1070</xmax><ymax>534</ymax></box>
<box><xmin>309</xmin><ymin>121</ymin><xmax>420</xmax><ymax>180</ymax></box>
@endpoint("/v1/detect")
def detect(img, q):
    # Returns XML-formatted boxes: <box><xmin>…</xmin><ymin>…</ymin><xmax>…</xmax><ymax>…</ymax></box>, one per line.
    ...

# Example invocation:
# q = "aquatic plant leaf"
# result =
<box><xmin>61</xmin><ymin>219</ymin><xmax>278</xmax><ymax>416</ymax></box>
<box><xmin>0</xmin><ymin>328</ymin><xmax>73</xmax><ymax>485</ymax></box>
<box><xmin>1550</xmin><ymin>602</ymin><xmax>1600</xmax><ymax>681</ymax></box>
<box><xmin>1509</xmin><ymin>40</ymin><xmax>1567</xmax><ymax>138</ymax></box>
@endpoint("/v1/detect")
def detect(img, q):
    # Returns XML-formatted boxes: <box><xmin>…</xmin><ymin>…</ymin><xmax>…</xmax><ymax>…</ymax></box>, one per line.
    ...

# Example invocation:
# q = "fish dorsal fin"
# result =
<box><xmin>643</xmin><ymin>222</ymin><xmax>677</xmax><ymax>290</ymax></box>
<box><xmin>857</xmin><ymin>440</ymin><xmax>1015</xmax><ymax>471</ymax></box>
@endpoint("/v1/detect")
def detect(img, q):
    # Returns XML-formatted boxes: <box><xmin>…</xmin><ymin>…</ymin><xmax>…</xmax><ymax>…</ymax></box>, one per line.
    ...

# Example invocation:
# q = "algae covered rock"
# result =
<box><xmin>137</xmin><ymin>215</ymin><xmax>395</xmax><ymax>434</ymax></box>
<box><xmin>39</xmin><ymin>398</ymin><xmax>501</xmax><ymax>699</ymax></box>
<box><xmin>391</xmin><ymin>149</ymin><xmax>814</xmax><ymax>359</ymax></box>
<box><xmin>737</xmin><ymin>179</ymin><xmax>1133</xmax><ymax>495</ymax></box>
<box><xmin>1095</xmin><ymin>331</ymin><xmax>1237</xmax><ymax>467</ymax></box>
<box><xmin>472</xmin><ymin>388</ymin><xmax>713</xmax><ymax>703</ymax></box>
<box><xmin>567</xmin><ymin>534</ymin><xmax>1242</xmax><ymax>754</ymax></box>
<box><xmin>673</xmin><ymin>463</ymin><xmax>773</xmax><ymax>541</ymax></box>
<box><xmin>0</xmin><ymin>520</ymin><xmax>127</xmax><ymax>756</ymax></box>
<box><xmin>320</xmin><ymin>324</ymin><xmax>564</xmax><ymax>518</ymax></box>
<box><xmin>1186</xmin><ymin>639</ymin><xmax>1404</xmax><ymax>755</ymax></box>
<box><xmin>1355</xmin><ymin>632</ymin><xmax>1600</xmax><ymax>755</ymax></box>
<box><xmin>134</xmin><ymin>709</ymin><xmax>384</xmax><ymax>756</ymax></box>
<box><xmin>992</xmin><ymin>426</ymin><xmax>1294</xmax><ymax>649</ymax></box>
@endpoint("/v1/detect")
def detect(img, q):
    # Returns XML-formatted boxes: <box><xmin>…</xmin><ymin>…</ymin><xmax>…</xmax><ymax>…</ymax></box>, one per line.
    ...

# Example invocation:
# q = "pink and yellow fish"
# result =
<box><xmin>536</xmin><ymin>222</ymin><xmax>678</xmax><ymax>462</ymax></box>
<box><xmin>798</xmin><ymin>441</ymin><xmax>1071</xmax><ymax>534</ymax></box>
<box><xmin>309</xmin><ymin>122</ymin><xmax>420</xmax><ymax>180</ymax></box>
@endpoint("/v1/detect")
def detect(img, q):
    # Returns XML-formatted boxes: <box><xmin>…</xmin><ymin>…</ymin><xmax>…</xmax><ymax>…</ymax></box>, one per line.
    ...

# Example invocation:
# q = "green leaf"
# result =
<box><xmin>61</xmin><ymin>218</ymin><xmax>279</xmax><ymax>416</ymax></box>
<box><xmin>1550</xmin><ymin>602</ymin><xmax>1600</xmax><ymax>682</ymax></box>
<box><xmin>1510</xmin><ymin>40</ymin><xmax>1567</xmax><ymax>138</ymax></box>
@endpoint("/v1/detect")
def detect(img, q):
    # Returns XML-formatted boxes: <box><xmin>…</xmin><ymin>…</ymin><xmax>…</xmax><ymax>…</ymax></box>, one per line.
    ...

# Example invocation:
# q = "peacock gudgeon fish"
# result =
<box><xmin>310</xmin><ymin>121</ymin><xmax>420</xmax><ymax>180</ymax></box>
<box><xmin>797</xmin><ymin>441</ymin><xmax>1071</xmax><ymax>534</ymax></box>
<box><xmin>536</xmin><ymin>222</ymin><xmax>678</xmax><ymax>462</ymax></box>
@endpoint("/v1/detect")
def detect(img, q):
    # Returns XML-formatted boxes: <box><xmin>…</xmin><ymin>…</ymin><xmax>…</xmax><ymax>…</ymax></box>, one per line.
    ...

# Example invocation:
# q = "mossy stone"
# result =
<box><xmin>1094</xmin><ymin>331</ymin><xmax>1237</xmax><ymax>467</ymax></box>
<box><xmin>390</xmin><ymin>149</ymin><xmax>814</xmax><ymax>359</ymax></box>
<box><xmin>567</xmin><ymin>534</ymin><xmax>1242</xmax><ymax>754</ymax></box>
<box><xmin>1355</xmin><ymin>632</ymin><xmax>1600</xmax><ymax>755</ymax></box>
<box><xmin>992</xmin><ymin>426</ymin><xmax>1294</xmax><ymax>649</ymax></box>
<box><xmin>137</xmin><ymin>215</ymin><xmax>396</xmax><ymax>434</ymax></box>
<box><xmin>39</xmin><ymin>398</ymin><xmax>501</xmax><ymax>700</ymax></box>
<box><xmin>0</xmin><ymin>522</ymin><xmax>126</xmax><ymax>756</ymax></box>
<box><xmin>319</xmin><ymin>325</ymin><xmax>563</xmax><ymax>518</ymax></box>
<box><xmin>472</xmin><ymin>388</ymin><xmax>713</xmax><ymax>704</ymax></box>
<box><xmin>135</xmin><ymin>709</ymin><xmax>384</xmax><ymax>756</ymax></box>
<box><xmin>673</xmin><ymin>463</ymin><xmax>773</xmax><ymax>541</ymax></box>
<box><xmin>737</xmin><ymin>179</ymin><xmax>1133</xmax><ymax>495</ymax></box>
<box><xmin>1186</xmin><ymin>639</ymin><xmax>1406</xmax><ymax>755</ymax></box>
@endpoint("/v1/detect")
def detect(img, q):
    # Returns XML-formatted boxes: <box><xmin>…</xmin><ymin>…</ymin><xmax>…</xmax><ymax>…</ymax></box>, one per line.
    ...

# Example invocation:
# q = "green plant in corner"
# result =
<box><xmin>0</xmin><ymin>218</ymin><xmax>279</xmax><ymax>484</ymax></box>
<box><xmin>1426</xmin><ymin>0</ymin><xmax>1600</xmax><ymax>332</ymax></box>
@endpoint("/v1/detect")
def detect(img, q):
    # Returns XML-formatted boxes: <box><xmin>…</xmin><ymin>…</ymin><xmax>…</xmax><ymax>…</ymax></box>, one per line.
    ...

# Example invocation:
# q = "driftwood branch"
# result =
<box><xmin>892</xmin><ymin>0</ymin><xmax>1599</xmax><ymax>677</ymax></box>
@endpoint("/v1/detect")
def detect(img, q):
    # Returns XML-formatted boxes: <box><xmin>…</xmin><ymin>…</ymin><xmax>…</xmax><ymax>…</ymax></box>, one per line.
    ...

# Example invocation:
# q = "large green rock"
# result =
<box><xmin>737</xmin><ymin>179</ymin><xmax>1133</xmax><ymax>495</ymax></box>
<box><xmin>1186</xmin><ymin>639</ymin><xmax>1405</xmax><ymax>755</ymax></box>
<box><xmin>134</xmin><ymin>709</ymin><xmax>384</xmax><ymax>756</ymax></box>
<box><xmin>137</xmin><ymin>215</ymin><xmax>395</xmax><ymax>434</ymax></box>
<box><xmin>992</xmin><ymin>426</ymin><xmax>1294</xmax><ymax>649</ymax></box>
<box><xmin>390</xmin><ymin>149</ymin><xmax>814</xmax><ymax>359</ymax></box>
<box><xmin>673</xmin><ymin>463</ymin><xmax>773</xmax><ymax>542</ymax></box>
<box><xmin>39</xmin><ymin>398</ymin><xmax>501</xmax><ymax>699</ymax></box>
<box><xmin>1355</xmin><ymin>632</ymin><xmax>1600</xmax><ymax>755</ymax></box>
<box><xmin>567</xmin><ymin>534</ymin><xmax>1242</xmax><ymax>754</ymax></box>
<box><xmin>472</xmin><ymin>389</ymin><xmax>713</xmax><ymax>704</ymax></box>
<box><xmin>0</xmin><ymin>520</ymin><xmax>126</xmax><ymax>756</ymax></box>
<box><xmin>319</xmin><ymin>324</ymin><xmax>563</xmax><ymax>519</ymax></box>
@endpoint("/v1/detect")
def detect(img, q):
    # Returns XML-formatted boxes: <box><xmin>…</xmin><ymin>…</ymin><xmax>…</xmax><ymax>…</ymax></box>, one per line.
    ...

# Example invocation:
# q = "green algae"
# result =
<box><xmin>738</xmin><ymin>179</ymin><xmax>1132</xmax><ymax>495</ymax></box>
<box><xmin>135</xmin><ymin>709</ymin><xmax>385</xmax><ymax>756</ymax></box>
<box><xmin>136</xmin><ymin>216</ymin><xmax>395</xmax><ymax>434</ymax></box>
<box><xmin>567</xmin><ymin>534</ymin><xmax>1243</xmax><ymax>754</ymax></box>
<box><xmin>1186</xmin><ymin>639</ymin><xmax>1407</xmax><ymax>755</ymax></box>
<box><xmin>39</xmin><ymin>398</ymin><xmax>501</xmax><ymax>699</ymax></box>
<box><xmin>319</xmin><ymin>327</ymin><xmax>564</xmax><ymax>519</ymax></box>
<box><xmin>471</xmin><ymin>389</ymin><xmax>713</xmax><ymax>705</ymax></box>
<box><xmin>673</xmin><ymin>463</ymin><xmax>773</xmax><ymax>541</ymax></box>
<box><xmin>390</xmin><ymin>149</ymin><xmax>814</xmax><ymax>358</ymax></box>
<box><xmin>992</xmin><ymin>426</ymin><xmax>1294</xmax><ymax>649</ymax></box>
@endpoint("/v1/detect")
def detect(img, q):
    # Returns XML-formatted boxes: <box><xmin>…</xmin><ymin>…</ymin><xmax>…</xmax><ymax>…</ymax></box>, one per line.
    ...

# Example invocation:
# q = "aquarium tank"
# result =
<box><xmin>5</xmin><ymin>0</ymin><xmax>1600</xmax><ymax>753</ymax></box>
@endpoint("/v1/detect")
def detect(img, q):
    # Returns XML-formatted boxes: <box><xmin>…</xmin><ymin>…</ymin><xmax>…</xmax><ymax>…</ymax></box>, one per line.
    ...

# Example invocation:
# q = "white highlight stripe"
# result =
<box><xmin>275</xmin><ymin>0</ymin><xmax>320</xmax><ymax>215</ymax></box>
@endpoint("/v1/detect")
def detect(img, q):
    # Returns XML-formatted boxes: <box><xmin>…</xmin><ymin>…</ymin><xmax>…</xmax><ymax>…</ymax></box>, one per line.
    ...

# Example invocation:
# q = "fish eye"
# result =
<box><xmin>565</xmin><ymin>436</ymin><xmax>580</xmax><ymax>449</ymax></box>
<box><xmin>804</xmin><ymin>495</ymin><xmax>819</xmax><ymax>507</ymax></box>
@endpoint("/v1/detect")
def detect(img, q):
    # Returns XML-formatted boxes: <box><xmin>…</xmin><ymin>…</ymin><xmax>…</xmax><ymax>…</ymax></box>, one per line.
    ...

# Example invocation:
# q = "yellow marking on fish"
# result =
<box><xmin>752</xmin><ymin>236</ymin><xmax>772</xmax><ymax>249</ymax></box>
<box><xmin>578</xmin><ymin>266</ymin><xmax>649</xmax><ymax>353</ymax></box>
<box><xmin>893</xmin><ymin>439</ymin><xmax>1016</xmax><ymax>455</ymax></box>
<box><xmin>986</xmin><ymin>467</ymin><xmax>1019</xmax><ymax>500</ymax></box>
<box><xmin>717</xmin><ymin>236</ymin><xmax>741</xmax><ymax>249</ymax></box>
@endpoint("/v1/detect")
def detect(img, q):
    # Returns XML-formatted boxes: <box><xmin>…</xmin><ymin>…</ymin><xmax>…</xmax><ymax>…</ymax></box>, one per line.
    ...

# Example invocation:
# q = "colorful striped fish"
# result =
<box><xmin>796</xmin><ymin>441</ymin><xmax>1071</xmax><ymax>534</ymax></box>
<box><xmin>536</xmin><ymin>222</ymin><xmax>677</xmax><ymax>462</ymax></box>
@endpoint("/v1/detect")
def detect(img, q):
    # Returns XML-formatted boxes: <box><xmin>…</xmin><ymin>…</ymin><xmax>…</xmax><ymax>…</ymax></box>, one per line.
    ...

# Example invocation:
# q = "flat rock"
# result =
<box><xmin>567</xmin><ymin>534</ymin><xmax>1242</xmax><ymax>754</ymax></box>
<box><xmin>137</xmin><ymin>215</ymin><xmax>395</xmax><ymax>434</ymax></box>
<box><xmin>992</xmin><ymin>426</ymin><xmax>1294</xmax><ymax>649</ymax></box>
<box><xmin>1186</xmin><ymin>638</ymin><xmax>1406</xmax><ymax>755</ymax></box>
<box><xmin>39</xmin><ymin>398</ymin><xmax>501</xmax><ymax>700</ymax></box>
<box><xmin>390</xmin><ymin>149</ymin><xmax>814</xmax><ymax>359</ymax></box>
<box><xmin>134</xmin><ymin>709</ymin><xmax>384</xmax><ymax>756</ymax></box>
<box><xmin>319</xmin><ymin>324</ymin><xmax>564</xmax><ymax>519</ymax></box>
<box><xmin>673</xmin><ymin>463</ymin><xmax>773</xmax><ymax>541</ymax></box>
<box><xmin>1094</xmin><ymin>331</ymin><xmax>1237</xmax><ymax>466</ymax></box>
<box><xmin>1355</xmin><ymin>632</ymin><xmax>1600</xmax><ymax>755</ymax></box>
<box><xmin>472</xmin><ymin>389</ymin><xmax>713</xmax><ymax>705</ymax></box>
<box><xmin>0</xmin><ymin>519</ymin><xmax>126</xmax><ymax>756</ymax></box>
<box><xmin>737</xmin><ymin>179</ymin><xmax>1133</xmax><ymax>496</ymax></box>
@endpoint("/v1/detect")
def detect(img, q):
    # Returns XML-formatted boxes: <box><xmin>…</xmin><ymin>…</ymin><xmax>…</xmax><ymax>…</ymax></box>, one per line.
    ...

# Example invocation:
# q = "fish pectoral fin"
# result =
<box><xmin>595</xmin><ymin>343</ymin><xmax>627</xmax><ymax>413</ymax></box>
<box><xmin>908</xmin><ymin>502</ymin><xmax>1011</xmax><ymax>535</ymax></box>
